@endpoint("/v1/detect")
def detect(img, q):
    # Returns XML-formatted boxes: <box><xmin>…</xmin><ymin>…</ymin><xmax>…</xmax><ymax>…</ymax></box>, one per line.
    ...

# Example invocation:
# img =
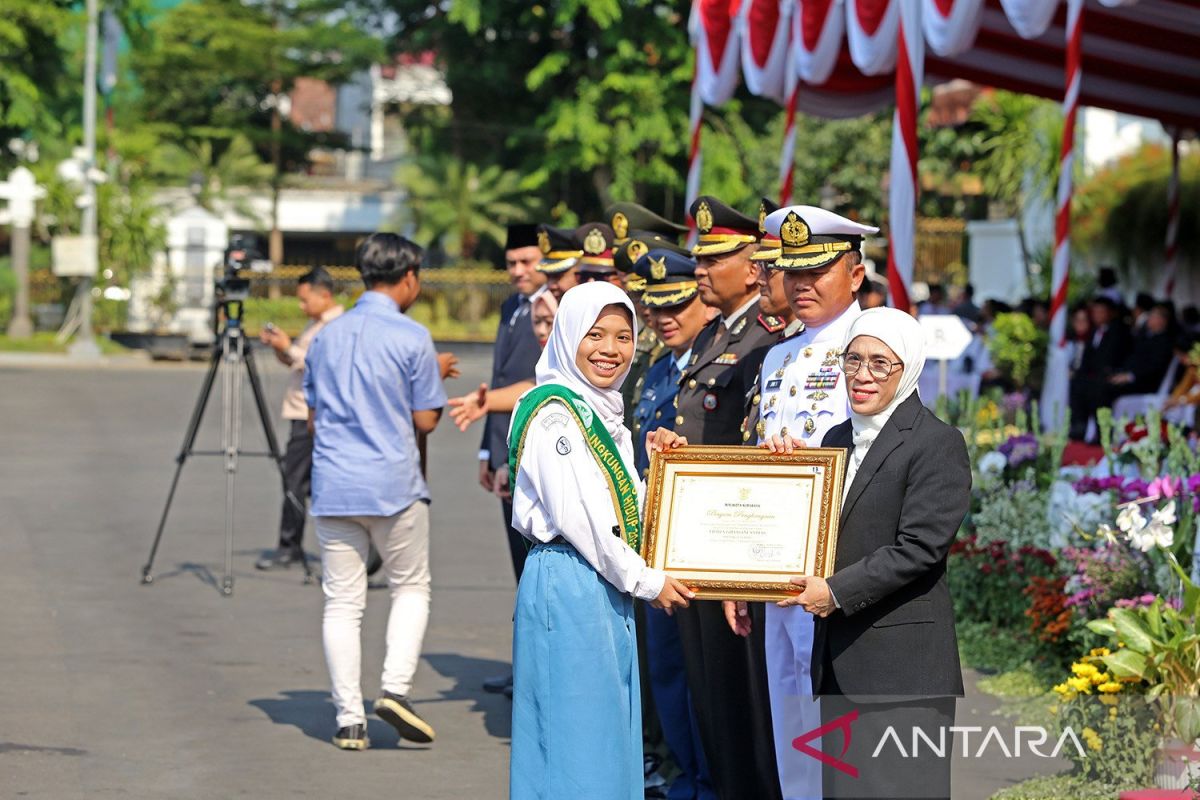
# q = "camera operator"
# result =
<box><xmin>255</xmin><ymin>267</ymin><xmax>344</xmax><ymax>570</ymax></box>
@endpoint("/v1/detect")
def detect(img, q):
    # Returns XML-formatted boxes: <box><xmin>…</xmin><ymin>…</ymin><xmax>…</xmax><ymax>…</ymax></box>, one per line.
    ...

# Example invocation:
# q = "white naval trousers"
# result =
<box><xmin>765</xmin><ymin>603</ymin><xmax>822</xmax><ymax>800</ymax></box>
<box><xmin>315</xmin><ymin>501</ymin><xmax>431</xmax><ymax>728</ymax></box>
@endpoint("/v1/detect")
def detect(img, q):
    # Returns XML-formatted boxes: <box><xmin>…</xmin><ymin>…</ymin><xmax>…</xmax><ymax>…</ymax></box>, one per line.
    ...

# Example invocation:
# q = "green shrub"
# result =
<box><xmin>990</xmin><ymin>773</ymin><xmax>1139</xmax><ymax>800</ymax></box>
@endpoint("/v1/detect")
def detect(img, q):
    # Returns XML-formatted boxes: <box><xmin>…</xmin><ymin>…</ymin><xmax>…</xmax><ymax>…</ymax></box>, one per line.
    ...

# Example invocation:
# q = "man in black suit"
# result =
<box><xmin>1110</xmin><ymin>302</ymin><xmax>1175</xmax><ymax>397</ymax></box>
<box><xmin>479</xmin><ymin>224</ymin><xmax>545</xmax><ymax>695</ymax></box>
<box><xmin>1069</xmin><ymin>296</ymin><xmax>1132</xmax><ymax>440</ymax></box>
<box><xmin>674</xmin><ymin>195</ymin><xmax>783</xmax><ymax>800</ymax></box>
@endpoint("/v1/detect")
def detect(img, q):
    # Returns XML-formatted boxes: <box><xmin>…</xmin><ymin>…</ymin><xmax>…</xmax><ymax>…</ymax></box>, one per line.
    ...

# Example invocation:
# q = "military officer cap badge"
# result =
<box><xmin>633</xmin><ymin>248</ymin><xmax>699</xmax><ymax>309</ymax></box>
<box><xmin>537</xmin><ymin>225</ymin><xmax>584</xmax><ymax>275</ymax></box>
<box><xmin>688</xmin><ymin>195</ymin><xmax>760</xmax><ymax>257</ymax></box>
<box><xmin>751</xmin><ymin>197</ymin><xmax>782</xmax><ymax>264</ymax></box>
<box><xmin>762</xmin><ymin>204</ymin><xmax>880</xmax><ymax>271</ymax></box>
<box><xmin>605</xmin><ymin>202</ymin><xmax>687</xmax><ymax>245</ymax></box>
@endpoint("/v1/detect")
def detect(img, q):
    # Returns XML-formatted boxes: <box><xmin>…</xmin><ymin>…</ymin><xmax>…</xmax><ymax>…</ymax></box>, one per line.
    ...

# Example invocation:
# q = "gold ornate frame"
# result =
<box><xmin>641</xmin><ymin>445</ymin><xmax>847</xmax><ymax>601</ymax></box>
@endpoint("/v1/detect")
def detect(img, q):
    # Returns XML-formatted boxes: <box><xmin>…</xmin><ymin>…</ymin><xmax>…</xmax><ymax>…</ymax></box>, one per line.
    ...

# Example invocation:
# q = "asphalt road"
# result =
<box><xmin>0</xmin><ymin>345</ymin><xmax>1063</xmax><ymax>799</ymax></box>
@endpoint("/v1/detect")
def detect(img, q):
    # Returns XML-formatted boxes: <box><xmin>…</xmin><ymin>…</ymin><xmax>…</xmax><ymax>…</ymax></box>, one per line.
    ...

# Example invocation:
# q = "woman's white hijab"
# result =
<box><xmin>842</xmin><ymin>307</ymin><xmax>926</xmax><ymax>471</ymax></box>
<box><xmin>535</xmin><ymin>282</ymin><xmax>637</xmax><ymax>440</ymax></box>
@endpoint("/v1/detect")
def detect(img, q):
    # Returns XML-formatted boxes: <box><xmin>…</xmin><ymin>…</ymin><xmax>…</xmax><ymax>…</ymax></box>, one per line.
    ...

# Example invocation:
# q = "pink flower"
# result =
<box><xmin>1146</xmin><ymin>476</ymin><xmax>1181</xmax><ymax>500</ymax></box>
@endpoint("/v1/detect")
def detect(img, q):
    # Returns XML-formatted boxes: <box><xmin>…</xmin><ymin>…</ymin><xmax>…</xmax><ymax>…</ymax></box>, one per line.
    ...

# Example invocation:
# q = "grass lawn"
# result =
<box><xmin>0</xmin><ymin>332</ymin><xmax>130</xmax><ymax>355</ymax></box>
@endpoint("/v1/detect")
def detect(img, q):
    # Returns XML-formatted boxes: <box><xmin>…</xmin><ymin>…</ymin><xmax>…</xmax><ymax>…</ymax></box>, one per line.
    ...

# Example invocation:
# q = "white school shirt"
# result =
<box><xmin>511</xmin><ymin>401</ymin><xmax>666</xmax><ymax>602</ymax></box>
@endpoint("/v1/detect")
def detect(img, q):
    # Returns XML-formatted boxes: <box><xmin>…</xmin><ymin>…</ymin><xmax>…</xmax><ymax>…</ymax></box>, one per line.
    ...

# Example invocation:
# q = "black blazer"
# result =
<box><xmin>481</xmin><ymin>293</ymin><xmax>542</xmax><ymax>470</ymax></box>
<box><xmin>812</xmin><ymin>393</ymin><xmax>971</xmax><ymax>700</ymax></box>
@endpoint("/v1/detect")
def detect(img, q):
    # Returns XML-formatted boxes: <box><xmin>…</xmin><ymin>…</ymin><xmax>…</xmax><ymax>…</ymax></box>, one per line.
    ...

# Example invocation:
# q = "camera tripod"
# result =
<box><xmin>141</xmin><ymin>298</ymin><xmax>313</xmax><ymax>595</ymax></box>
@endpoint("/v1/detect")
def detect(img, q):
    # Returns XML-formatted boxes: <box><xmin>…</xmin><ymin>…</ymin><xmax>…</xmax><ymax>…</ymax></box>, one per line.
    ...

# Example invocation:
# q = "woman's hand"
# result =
<box><xmin>652</xmin><ymin>575</ymin><xmax>696</xmax><ymax>615</ymax></box>
<box><xmin>759</xmin><ymin>433</ymin><xmax>806</xmax><ymax>454</ymax></box>
<box><xmin>723</xmin><ymin>600</ymin><xmax>752</xmax><ymax>637</ymax></box>
<box><xmin>776</xmin><ymin>575</ymin><xmax>837</xmax><ymax>617</ymax></box>
<box><xmin>448</xmin><ymin>384</ymin><xmax>489</xmax><ymax>431</ymax></box>
<box><xmin>648</xmin><ymin>428</ymin><xmax>689</xmax><ymax>454</ymax></box>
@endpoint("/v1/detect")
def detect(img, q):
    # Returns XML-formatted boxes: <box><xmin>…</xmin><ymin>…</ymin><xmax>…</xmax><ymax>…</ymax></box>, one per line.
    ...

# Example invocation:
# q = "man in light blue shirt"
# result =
<box><xmin>303</xmin><ymin>233</ymin><xmax>446</xmax><ymax>752</ymax></box>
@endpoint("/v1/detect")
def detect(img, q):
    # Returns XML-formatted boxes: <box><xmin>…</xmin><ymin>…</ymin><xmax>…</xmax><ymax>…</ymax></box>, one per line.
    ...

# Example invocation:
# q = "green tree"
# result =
<box><xmin>0</xmin><ymin>0</ymin><xmax>72</xmax><ymax>166</ymax></box>
<box><xmin>396</xmin><ymin>156</ymin><xmax>535</xmax><ymax>260</ymax></box>
<box><xmin>132</xmin><ymin>0</ymin><xmax>384</xmax><ymax>263</ymax></box>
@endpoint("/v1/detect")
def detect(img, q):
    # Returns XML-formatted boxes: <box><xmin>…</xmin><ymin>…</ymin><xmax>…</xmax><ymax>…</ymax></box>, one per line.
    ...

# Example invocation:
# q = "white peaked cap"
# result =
<box><xmin>762</xmin><ymin>205</ymin><xmax>879</xmax><ymax>238</ymax></box>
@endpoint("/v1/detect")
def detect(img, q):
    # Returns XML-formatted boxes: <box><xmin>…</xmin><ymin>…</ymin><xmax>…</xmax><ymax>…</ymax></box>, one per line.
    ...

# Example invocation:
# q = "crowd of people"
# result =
<box><xmin>439</xmin><ymin>198</ymin><xmax>969</xmax><ymax>800</ymax></box>
<box><xmin>253</xmin><ymin>195</ymin><xmax>1182</xmax><ymax>798</ymax></box>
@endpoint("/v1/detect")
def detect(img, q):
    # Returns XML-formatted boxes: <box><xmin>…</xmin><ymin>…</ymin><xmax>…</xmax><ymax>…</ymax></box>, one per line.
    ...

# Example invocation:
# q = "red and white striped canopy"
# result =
<box><xmin>693</xmin><ymin>0</ymin><xmax>1200</xmax><ymax>129</ymax></box>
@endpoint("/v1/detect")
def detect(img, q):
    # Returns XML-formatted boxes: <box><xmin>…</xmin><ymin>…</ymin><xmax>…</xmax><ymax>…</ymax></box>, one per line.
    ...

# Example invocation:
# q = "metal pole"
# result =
<box><xmin>69</xmin><ymin>0</ymin><xmax>102</xmax><ymax>359</ymax></box>
<box><xmin>6</xmin><ymin>223</ymin><xmax>33</xmax><ymax>338</ymax></box>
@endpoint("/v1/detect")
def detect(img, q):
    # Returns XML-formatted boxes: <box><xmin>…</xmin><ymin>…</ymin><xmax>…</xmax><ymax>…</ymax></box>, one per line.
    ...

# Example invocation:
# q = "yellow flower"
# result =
<box><xmin>1048</xmin><ymin>704</ymin><xmax>1060</xmax><ymax>715</ymax></box>
<box><xmin>1090</xmin><ymin>647</ymin><xmax>1111</xmax><ymax>657</ymax></box>
<box><xmin>1109</xmin><ymin>707</ymin><xmax>1118</xmax><ymax>718</ymax></box>
<box><xmin>1072</xmin><ymin>662</ymin><xmax>1099</xmax><ymax>678</ymax></box>
<box><xmin>1098</xmin><ymin>681</ymin><xmax>1122</xmax><ymax>694</ymax></box>
<box><xmin>1082</xmin><ymin>728</ymin><xmax>1103</xmax><ymax>752</ymax></box>
<box><xmin>1098</xmin><ymin>694</ymin><xmax>1119</xmax><ymax>706</ymax></box>
<box><xmin>1067</xmin><ymin>676</ymin><xmax>1093</xmax><ymax>693</ymax></box>
<box><xmin>1091</xmin><ymin>672</ymin><xmax>1111</xmax><ymax>686</ymax></box>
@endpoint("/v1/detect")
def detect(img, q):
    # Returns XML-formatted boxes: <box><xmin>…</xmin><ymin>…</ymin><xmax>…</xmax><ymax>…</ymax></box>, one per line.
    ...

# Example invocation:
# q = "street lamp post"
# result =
<box><xmin>68</xmin><ymin>0</ymin><xmax>102</xmax><ymax>359</ymax></box>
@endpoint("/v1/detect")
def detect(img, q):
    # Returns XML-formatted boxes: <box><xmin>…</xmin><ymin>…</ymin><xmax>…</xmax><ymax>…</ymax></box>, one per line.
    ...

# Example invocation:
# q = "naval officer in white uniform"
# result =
<box><xmin>727</xmin><ymin>204</ymin><xmax>878</xmax><ymax>800</ymax></box>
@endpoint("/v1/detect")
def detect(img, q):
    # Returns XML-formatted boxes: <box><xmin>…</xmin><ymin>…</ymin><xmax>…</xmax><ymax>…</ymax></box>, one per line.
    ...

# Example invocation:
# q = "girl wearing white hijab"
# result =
<box><xmin>506</xmin><ymin>282</ymin><xmax>693</xmax><ymax>800</ymax></box>
<box><xmin>762</xmin><ymin>307</ymin><xmax>970</xmax><ymax>799</ymax></box>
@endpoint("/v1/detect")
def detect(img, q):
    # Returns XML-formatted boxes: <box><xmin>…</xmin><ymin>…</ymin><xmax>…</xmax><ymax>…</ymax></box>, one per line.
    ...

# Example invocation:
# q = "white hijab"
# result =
<box><xmin>842</xmin><ymin>307</ymin><xmax>926</xmax><ymax>470</ymax></box>
<box><xmin>534</xmin><ymin>282</ymin><xmax>637</xmax><ymax>443</ymax></box>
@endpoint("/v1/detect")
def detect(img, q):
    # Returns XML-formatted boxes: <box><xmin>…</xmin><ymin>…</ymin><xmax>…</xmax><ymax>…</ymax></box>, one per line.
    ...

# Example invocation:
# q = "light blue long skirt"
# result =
<box><xmin>510</xmin><ymin>543</ymin><xmax>642</xmax><ymax>800</ymax></box>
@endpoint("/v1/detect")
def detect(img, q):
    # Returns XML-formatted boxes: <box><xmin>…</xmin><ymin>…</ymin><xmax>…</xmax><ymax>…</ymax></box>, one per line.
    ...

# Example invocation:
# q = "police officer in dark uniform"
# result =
<box><xmin>573</xmin><ymin>221</ymin><xmax>620</xmax><ymax>285</ymax></box>
<box><xmin>673</xmin><ymin>195</ymin><xmax>783</xmax><ymax>800</ymax></box>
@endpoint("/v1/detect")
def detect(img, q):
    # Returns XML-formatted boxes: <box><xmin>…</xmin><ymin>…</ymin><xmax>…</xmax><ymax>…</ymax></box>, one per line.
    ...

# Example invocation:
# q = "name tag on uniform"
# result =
<box><xmin>765</xmin><ymin>377</ymin><xmax>783</xmax><ymax>391</ymax></box>
<box><xmin>714</xmin><ymin>352</ymin><xmax>739</xmax><ymax>366</ymax></box>
<box><xmin>804</xmin><ymin>367</ymin><xmax>840</xmax><ymax>391</ymax></box>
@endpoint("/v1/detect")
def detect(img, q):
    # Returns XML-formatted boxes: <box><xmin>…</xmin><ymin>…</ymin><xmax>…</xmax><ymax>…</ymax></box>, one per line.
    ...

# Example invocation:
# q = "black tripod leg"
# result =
<box><xmin>244</xmin><ymin>347</ymin><xmax>315</xmax><ymax>584</ymax></box>
<box><xmin>142</xmin><ymin>350</ymin><xmax>222</xmax><ymax>584</ymax></box>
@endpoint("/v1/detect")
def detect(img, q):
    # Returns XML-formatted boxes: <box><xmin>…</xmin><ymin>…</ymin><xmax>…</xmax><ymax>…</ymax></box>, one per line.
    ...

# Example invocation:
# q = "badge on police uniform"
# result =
<box><xmin>731</xmin><ymin>317</ymin><xmax>748</xmax><ymax>337</ymax></box>
<box><xmin>766</xmin><ymin>377</ymin><xmax>783</xmax><ymax>391</ymax></box>
<box><xmin>703</xmin><ymin>393</ymin><xmax>718</xmax><ymax>411</ymax></box>
<box><xmin>714</xmin><ymin>352</ymin><xmax>739</xmax><ymax>366</ymax></box>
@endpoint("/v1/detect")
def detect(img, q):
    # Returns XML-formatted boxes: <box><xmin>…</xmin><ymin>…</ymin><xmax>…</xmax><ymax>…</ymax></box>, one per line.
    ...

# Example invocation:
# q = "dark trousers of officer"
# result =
<box><xmin>500</xmin><ymin>499</ymin><xmax>528</xmax><ymax>581</ymax></box>
<box><xmin>276</xmin><ymin>419</ymin><xmax>311</xmax><ymax>553</ymax></box>
<box><xmin>677</xmin><ymin>600</ymin><xmax>782</xmax><ymax>800</ymax></box>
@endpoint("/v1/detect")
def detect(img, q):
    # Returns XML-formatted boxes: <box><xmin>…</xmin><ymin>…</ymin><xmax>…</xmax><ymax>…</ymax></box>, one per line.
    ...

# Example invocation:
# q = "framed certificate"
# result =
<box><xmin>642</xmin><ymin>445</ymin><xmax>847</xmax><ymax>601</ymax></box>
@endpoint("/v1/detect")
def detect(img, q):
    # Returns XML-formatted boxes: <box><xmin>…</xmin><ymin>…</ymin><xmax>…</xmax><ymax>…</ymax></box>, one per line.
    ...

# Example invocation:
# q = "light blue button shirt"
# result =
<box><xmin>304</xmin><ymin>291</ymin><xmax>447</xmax><ymax>517</ymax></box>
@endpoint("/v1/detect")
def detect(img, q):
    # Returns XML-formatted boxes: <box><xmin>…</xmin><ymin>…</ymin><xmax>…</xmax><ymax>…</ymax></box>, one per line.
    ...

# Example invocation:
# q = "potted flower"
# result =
<box><xmin>1087</xmin><ymin>499</ymin><xmax>1200</xmax><ymax>790</ymax></box>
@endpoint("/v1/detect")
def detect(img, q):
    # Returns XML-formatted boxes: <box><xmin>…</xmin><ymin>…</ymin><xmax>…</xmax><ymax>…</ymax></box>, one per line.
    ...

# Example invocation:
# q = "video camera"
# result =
<box><xmin>217</xmin><ymin>233</ymin><xmax>272</xmax><ymax>302</ymax></box>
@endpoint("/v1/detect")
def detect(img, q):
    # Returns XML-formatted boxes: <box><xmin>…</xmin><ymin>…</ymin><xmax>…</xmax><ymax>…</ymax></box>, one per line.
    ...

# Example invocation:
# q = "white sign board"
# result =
<box><xmin>52</xmin><ymin>235</ymin><xmax>99</xmax><ymax>278</ymax></box>
<box><xmin>920</xmin><ymin>314</ymin><xmax>973</xmax><ymax>361</ymax></box>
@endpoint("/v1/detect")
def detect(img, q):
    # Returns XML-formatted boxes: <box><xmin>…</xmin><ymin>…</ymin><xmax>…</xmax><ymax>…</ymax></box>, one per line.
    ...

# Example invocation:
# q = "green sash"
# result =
<box><xmin>508</xmin><ymin>384</ymin><xmax>643</xmax><ymax>554</ymax></box>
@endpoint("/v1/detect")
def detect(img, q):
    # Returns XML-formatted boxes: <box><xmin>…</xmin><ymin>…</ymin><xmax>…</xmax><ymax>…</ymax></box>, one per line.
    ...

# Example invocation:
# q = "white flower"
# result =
<box><xmin>1146</xmin><ymin>520</ymin><xmax>1175</xmax><ymax>549</ymax></box>
<box><xmin>1116</xmin><ymin>504</ymin><xmax>1146</xmax><ymax>534</ymax></box>
<box><xmin>1151</xmin><ymin>500</ymin><xmax>1177</xmax><ymax>527</ymax></box>
<box><xmin>1096</xmin><ymin>523</ymin><xmax>1118</xmax><ymax>544</ymax></box>
<box><xmin>979</xmin><ymin>451</ymin><xmax>1006</xmax><ymax>478</ymax></box>
<box><xmin>1126</xmin><ymin>527</ymin><xmax>1156</xmax><ymax>552</ymax></box>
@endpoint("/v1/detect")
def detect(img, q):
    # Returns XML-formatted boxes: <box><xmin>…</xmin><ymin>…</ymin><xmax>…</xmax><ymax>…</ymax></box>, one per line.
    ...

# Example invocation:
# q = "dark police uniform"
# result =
<box><xmin>673</xmin><ymin>195</ymin><xmax>783</xmax><ymax>800</ymax></box>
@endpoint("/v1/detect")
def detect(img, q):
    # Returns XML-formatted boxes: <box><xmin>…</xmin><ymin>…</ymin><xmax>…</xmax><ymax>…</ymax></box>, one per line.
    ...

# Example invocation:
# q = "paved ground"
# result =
<box><xmin>0</xmin><ymin>345</ymin><xmax>1063</xmax><ymax>799</ymax></box>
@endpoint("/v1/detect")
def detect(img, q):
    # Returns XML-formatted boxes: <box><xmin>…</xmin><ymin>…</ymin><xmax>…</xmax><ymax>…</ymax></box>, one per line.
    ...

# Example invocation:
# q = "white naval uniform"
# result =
<box><xmin>757</xmin><ymin>301</ymin><xmax>859</xmax><ymax>800</ymax></box>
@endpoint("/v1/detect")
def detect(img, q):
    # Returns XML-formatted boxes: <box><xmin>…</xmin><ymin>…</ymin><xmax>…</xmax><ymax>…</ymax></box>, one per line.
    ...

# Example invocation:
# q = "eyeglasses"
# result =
<box><xmin>841</xmin><ymin>353</ymin><xmax>904</xmax><ymax>380</ymax></box>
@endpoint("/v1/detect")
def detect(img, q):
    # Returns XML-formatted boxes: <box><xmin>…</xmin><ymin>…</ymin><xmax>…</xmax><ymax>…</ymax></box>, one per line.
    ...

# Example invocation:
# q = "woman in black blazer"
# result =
<box><xmin>764</xmin><ymin>307</ymin><xmax>971</xmax><ymax>799</ymax></box>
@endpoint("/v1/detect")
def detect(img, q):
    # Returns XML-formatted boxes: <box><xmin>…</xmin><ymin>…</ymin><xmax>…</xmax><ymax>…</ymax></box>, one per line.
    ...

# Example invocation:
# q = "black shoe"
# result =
<box><xmin>332</xmin><ymin>724</ymin><xmax>369</xmax><ymax>750</ymax></box>
<box><xmin>374</xmin><ymin>691</ymin><xmax>435</xmax><ymax>743</ymax></box>
<box><xmin>482</xmin><ymin>673</ymin><xmax>513</xmax><ymax>694</ymax></box>
<box><xmin>255</xmin><ymin>547</ymin><xmax>303</xmax><ymax>571</ymax></box>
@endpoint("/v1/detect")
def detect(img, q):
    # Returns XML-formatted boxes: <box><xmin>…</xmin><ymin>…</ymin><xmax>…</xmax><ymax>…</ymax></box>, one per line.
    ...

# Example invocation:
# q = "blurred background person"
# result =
<box><xmin>304</xmin><ymin>233</ymin><xmax>446</xmax><ymax>751</ymax></box>
<box><xmin>256</xmin><ymin>267</ymin><xmax>343</xmax><ymax>571</ymax></box>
